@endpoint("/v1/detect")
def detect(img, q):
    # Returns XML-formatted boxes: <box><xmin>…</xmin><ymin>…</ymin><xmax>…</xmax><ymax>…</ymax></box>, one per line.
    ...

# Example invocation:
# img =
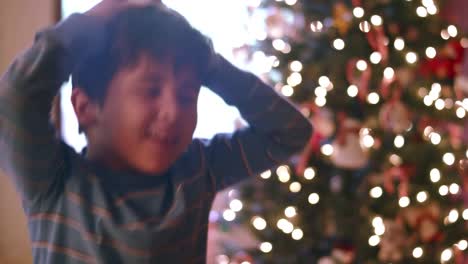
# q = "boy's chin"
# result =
<box><xmin>132</xmin><ymin>157</ymin><xmax>175</xmax><ymax>176</ymax></box>
<box><xmin>127</xmin><ymin>146</ymin><xmax>184</xmax><ymax>175</ymax></box>
<box><xmin>136</xmin><ymin>163</ymin><xmax>171</xmax><ymax>175</ymax></box>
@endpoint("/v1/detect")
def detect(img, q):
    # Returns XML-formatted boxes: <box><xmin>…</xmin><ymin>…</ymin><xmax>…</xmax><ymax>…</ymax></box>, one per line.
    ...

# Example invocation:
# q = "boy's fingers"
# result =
<box><xmin>125</xmin><ymin>0</ymin><xmax>162</xmax><ymax>6</ymax></box>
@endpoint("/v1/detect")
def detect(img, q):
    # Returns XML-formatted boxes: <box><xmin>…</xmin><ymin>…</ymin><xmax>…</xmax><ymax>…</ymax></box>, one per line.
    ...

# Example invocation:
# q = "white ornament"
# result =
<box><xmin>331</xmin><ymin>118</ymin><xmax>369</xmax><ymax>169</ymax></box>
<box><xmin>379</xmin><ymin>101</ymin><xmax>412</xmax><ymax>134</ymax></box>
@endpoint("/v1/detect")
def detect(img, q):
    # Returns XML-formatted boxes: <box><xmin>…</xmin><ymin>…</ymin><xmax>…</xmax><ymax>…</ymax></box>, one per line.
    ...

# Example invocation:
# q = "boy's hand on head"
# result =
<box><xmin>85</xmin><ymin>0</ymin><xmax>163</xmax><ymax>22</ymax></box>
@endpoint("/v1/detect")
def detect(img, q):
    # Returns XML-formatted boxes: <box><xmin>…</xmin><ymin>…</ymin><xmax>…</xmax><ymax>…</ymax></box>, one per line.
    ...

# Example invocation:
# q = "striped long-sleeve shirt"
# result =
<box><xmin>0</xmin><ymin>13</ymin><xmax>312</xmax><ymax>264</ymax></box>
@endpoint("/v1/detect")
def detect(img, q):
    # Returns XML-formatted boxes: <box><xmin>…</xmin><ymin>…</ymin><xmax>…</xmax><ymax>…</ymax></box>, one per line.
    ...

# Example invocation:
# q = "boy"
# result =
<box><xmin>0</xmin><ymin>0</ymin><xmax>312</xmax><ymax>263</ymax></box>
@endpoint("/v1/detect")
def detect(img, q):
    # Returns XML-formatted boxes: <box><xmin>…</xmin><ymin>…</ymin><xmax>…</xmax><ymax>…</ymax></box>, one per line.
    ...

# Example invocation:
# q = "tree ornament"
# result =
<box><xmin>395</xmin><ymin>67</ymin><xmax>415</xmax><ymax>88</ymax></box>
<box><xmin>387</xmin><ymin>22</ymin><xmax>400</xmax><ymax>35</ymax></box>
<box><xmin>378</xmin><ymin>218</ymin><xmax>407</xmax><ymax>263</ymax></box>
<box><xmin>383</xmin><ymin>164</ymin><xmax>416</xmax><ymax>198</ymax></box>
<box><xmin>351</xmin><ymin>0</ymin><xmax>362</xmax><ymax>7</ymax></box>
<box><xmin>232</xmin><ymin>251</ymin><xmax>254</xmax><ymax>264</ymax></box>
<box><xmin>442</xmin><ymin>40</ymin><xmax>465</xmax><ymax>64</ymax></box>
<box><xmin>454</xmin><ymin>75</ymin><xmax>468</xmax><ymax>99</ymax></box>
<box><xmin>318</xmin><ymin>256</ymin><xmax>335</xmax><ymax>264</ymax></box>
<box><xmin>330</xmin><ymin>241</ymin><xmax>356</xmax><ymax>264</ymax></box>
<box><xmin>454</xmin><ymin>247</ymin><xmax>468</xmax><ymax>264</ymax></box>
<box><xmin>379</xmin><ymin>102</ymin><xmax>411</xmax><ymax>133</ymax></box>
<box><xmin>333</xmin><ymin>2</ymin><xmax>353</xmax><ymax>35</ymax></box>
<box><xmin>346</xmin><ymin>58</ymin><xmax>372</xmax><ymax>102</ymax></box>
<box><xmin>379</xmin><ymin>88</ymin><xmax>412</xmax><ymax>134</ymax></box>
<box><xmin>405</xmin><ymin>26</ymin><xmax>419</xmax><ymax>42</ymax></box>
<box><xmin>366</xmin><ymin>26</ymin><xmax>389</xmax><ymax>64</ymax></box>
<box><xmin>420</xmin><ymin>40</ymin><xmax>465</xmax><ymax>79</ymax></box>
<box><xmin>447</xmin><ymin>122</ymin><xmax>467</xmax><ymax>149</ymax></box>
<box><xmin>317</xmin><ymin>241</ymin><xmax>356</xmax><ymax>264</ymax></box>
<box><xmin>331</xmin><ymin>112</ymin><xmax>369</xmax><ymax>169</ymax></box>
<box><xmin>404</xmin><ymin>203</ymin><xmax>443</xmax><ymax>243</ymax></box>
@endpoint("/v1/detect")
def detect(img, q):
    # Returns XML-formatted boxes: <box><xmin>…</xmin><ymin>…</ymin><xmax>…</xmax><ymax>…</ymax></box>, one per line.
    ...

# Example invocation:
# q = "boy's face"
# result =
<box><xmin>89</xmin><ymin>54</ymin><xmax>200</xmax><ymax>174</ymax></box>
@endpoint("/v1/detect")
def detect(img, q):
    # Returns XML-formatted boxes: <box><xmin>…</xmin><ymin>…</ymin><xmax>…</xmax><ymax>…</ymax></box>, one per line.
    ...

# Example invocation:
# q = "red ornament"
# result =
<box><xmin>366</xmin><ymin>26</ymin><xmax>389</xmax><ymax>64</ymax></box>
<box><xmin>414</xmin><ymin>211</ymin><xmax>443</xmax><ymax>243</ymax></box>
<box><xmin>346</xmin><ymin>58</ymin><xmax>372</xmax><ymax>102</ymax></box>
<box><xmin>447</xmin><ymin>122</ymin><xmax>467</xmax><ymax>149</ymax></box>
<box><xmin>404</xmin><ymin>204</ymin><xmax>443</xmax><ymax>244</ymax></box>
<box><xmin>232</xmin><ymin>251</ymin><xmax>254</xmax><ymax>263</ymax></box>
<box><xmin>383</xmin><ymin>164</ymin><xmax>416</xmax><ymax>198</ymax></box>
<box><xmin>351</xmin><ymin>0</ymin><xmax>362</xmax><ymax>7</ymax></box>
<box><xmin>420</xmin><ymin>40</ymin><xmax>465</xmax><ymax>79</ymax></box>
<box><xmin>331</xmin><ymin>241</ymin><xmax>356</xmax><ymax>264</ymax></box>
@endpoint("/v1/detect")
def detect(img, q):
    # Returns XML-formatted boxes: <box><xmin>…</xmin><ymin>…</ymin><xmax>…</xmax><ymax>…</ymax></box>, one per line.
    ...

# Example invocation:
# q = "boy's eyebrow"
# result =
<box><xmin>141</xmin><ymin>74</ymin><xmax>165</xmax><ymax>84</ymax></box>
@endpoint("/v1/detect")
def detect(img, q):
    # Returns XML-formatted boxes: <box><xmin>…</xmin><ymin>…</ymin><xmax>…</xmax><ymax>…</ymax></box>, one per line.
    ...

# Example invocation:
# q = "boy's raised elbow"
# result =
<box><xmin>277</xmin><ymin>116</ymin><xmax>313</xmax><ymax>155</ymax></box>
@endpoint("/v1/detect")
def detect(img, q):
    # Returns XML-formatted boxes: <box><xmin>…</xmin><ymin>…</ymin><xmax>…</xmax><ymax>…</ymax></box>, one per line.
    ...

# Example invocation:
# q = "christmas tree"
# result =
<box><xmin>214</xmin><ymin>0</ymin><xmax>468</xmax><ymax>263</ymax></box>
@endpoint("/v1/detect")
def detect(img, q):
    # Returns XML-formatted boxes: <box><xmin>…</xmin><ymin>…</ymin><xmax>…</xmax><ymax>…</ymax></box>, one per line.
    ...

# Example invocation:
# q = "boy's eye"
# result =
<box><xmin>146</xmin><ymin>87</ymin><xmax>161</xmax><ymax>97</ymax></box>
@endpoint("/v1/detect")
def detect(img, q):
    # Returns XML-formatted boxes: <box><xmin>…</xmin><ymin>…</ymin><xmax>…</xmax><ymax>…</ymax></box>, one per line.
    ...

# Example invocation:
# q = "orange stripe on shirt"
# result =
<box><xmin>66</xmin><ymin>191</ymin><xmax>112</xmax><ymax>219</ymax></box>
<box><xmin>30</xmin><ymin>213</ymin><xmax>152</xmax><ymax>258</ymax></box>
<box><xmin>31</xmin><ymin>241</ymin><xmax>97</xmax><ymax>264</ymax></box>
<box><xmin>114</xmin><ymin>189</ymin><xmax>164</xmax><ymax>206</ymax></box>
<box><xmin>120</xmin><ymin>192</ymin><xmax>211</xmax><ymax>231</ymax></box>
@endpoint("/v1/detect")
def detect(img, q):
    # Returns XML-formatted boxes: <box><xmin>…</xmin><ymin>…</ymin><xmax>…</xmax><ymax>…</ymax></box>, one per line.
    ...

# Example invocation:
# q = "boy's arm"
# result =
<box><xmin>198</xmin><ymin>55</ymin><xmax>313</xmax><ymax>191</ymax></box>
<box><xmin>0</xmin><ymin>14</ymin><xmax>106</xmax><ymax>204</ymax></box>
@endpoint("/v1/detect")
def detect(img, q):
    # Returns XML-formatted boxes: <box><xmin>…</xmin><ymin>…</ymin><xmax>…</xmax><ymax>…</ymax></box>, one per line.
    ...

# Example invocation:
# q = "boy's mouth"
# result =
<box><xmin>146</xmin><ymin>124</ymin><xmax>177</xmax><ymax>146</ymax></box>
<box><xmin>148</xmin><ymin>134</ymin><xmax>177</xmax><ymax>147</ymax></box>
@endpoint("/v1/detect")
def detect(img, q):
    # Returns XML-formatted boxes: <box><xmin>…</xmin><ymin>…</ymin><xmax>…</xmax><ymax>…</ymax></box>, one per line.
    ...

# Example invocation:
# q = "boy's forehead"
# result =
<box><xmin>121</xmin><ymin>54</ymin><xmax>202</xmax><ymax>95</ymax></box>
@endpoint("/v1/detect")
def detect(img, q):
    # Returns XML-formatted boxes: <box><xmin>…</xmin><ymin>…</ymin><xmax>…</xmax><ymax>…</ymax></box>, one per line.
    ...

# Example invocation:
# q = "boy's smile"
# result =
<box><xmin>74</xmin><ymin>53</ymin><xmax>201</xmax><ymax>175</ymax></box>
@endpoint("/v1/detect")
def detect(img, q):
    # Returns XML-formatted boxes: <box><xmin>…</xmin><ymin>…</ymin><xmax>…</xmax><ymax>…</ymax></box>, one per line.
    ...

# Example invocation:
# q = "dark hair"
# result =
<box><xmin>71</xmin><ymin>6</ymin><xmax>212</xmax><ymax>103</ymax></box>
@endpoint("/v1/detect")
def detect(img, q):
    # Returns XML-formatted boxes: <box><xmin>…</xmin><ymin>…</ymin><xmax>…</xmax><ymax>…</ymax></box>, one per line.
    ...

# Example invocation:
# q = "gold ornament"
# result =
<box><xmin>333</xmin><ymin>2</ymin><xmax>353</xmax><ymax>35</ymax></box>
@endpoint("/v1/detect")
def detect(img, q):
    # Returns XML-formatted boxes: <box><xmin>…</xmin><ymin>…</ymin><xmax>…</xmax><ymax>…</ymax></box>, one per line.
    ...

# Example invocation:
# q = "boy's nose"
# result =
<box><xmin>157</xmin><ymin>87</ymin><xmax>179</xmax><ymax>124</ymax></box>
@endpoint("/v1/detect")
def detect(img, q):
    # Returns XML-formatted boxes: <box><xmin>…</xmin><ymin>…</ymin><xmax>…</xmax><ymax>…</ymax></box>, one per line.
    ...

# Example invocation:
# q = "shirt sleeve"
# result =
<box><xmin>194</xmin><ymin>55</ymin><xmax>313</xmax><ymax>192</ymax></box>
<box><xmin>0</xmin><ymin>14</ymin><xmax>106</xmax><ymax>204</ymax></box>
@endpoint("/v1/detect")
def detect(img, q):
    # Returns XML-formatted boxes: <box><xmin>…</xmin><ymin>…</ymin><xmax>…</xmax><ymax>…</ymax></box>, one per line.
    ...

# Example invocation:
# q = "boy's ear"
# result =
<box><xmin>71</xmin><ymin>88</ymin><xmax>100</xmax><ymax>133</ymax></box>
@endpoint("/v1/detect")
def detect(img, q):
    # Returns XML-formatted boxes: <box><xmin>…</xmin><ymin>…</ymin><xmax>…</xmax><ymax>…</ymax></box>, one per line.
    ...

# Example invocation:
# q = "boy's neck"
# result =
<box><xmin>84</xmin><ymin>143</ymin><xmax>125</xmax><ymax>172</ymax></box>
